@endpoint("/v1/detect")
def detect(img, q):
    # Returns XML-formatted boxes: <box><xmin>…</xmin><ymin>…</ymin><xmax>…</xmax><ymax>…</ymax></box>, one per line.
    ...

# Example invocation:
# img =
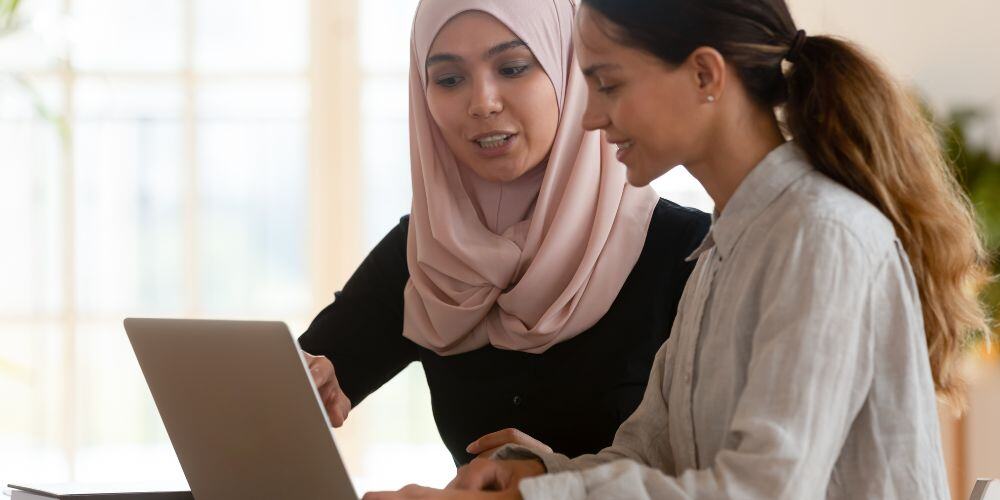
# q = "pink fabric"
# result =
<box><xmin>403</xmin><ymin>0</ymin><xmax>659</xmax><ymax>355</ymax></box>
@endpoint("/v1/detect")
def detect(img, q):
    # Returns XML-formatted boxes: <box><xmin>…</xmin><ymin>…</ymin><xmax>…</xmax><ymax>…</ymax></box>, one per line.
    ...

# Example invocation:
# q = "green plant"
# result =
<box><xmin>0</xmin><ymin>0</ymin><xmax>68</xmax><ymax>139</ymax></box>
<box><xmin>939</xmin><ymin>108</ymin><xmax>1000</xmax><ymax>345</ymax></box>
<box><xmin>0</xmin><ymin>0</ymin><xmax>22</xmax><ymax>33</ymax></box>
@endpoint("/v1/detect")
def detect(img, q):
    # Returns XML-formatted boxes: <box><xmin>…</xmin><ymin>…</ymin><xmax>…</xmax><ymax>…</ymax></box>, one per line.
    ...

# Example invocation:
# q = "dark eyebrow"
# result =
<box><xmin>426</xmin><ymin>53</ymin><xmax>462</xmax><ymax>68</ymax></box>
<box><xmin>582</xmin><ymin>63</ymin><xmax>621</xmax><ymax>77</ymax></box>
<box><xmin>485</xmin><ymin>39</ymin><xmax>526</xmax><ymax>58</ymax></box>
<box><xmin>425</xmin><ymin>39</ymin><xmax>528</xmax><ymax>69</ymax></box>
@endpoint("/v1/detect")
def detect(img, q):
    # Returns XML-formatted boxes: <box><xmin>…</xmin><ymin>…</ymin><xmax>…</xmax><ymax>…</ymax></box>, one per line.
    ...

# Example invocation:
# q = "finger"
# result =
<box><xmin>362</xmin><ymin>492</ymin><xmax>399</xmax><ymax>500</ymax></box>
<box><xmin>363</xmin><ymin>485</ymin><xmax>434</xmax><ymax>500</ymax></box>
<box><xmin>475</xmin><ymin>446</ymin><xmax>502</xmax><ymax>461</ymax></box>
<box><xmin>333</xmin><ymin>391</ymin><xmax>352</xmax><ymax>420</ymax></box>
<box><xmin>448</xmin><ymin>460</ymin><xmax>501</xmax><ymax>491</ymax></box>
<box><xmin>401</xmin><ymin>485</ymin><xmax>438</xmax><ymax>497</ymax></box>
<box><xmin>324</xmin><ymin>393</ymin><xmax>351</xmax><ymax>427</ymax></box>
<box><xmin>468</xmin><ymin>428</ymin><xmax>550</xmax><ymax>454</ymax></box>
<box><xmin>320</xmin><ymin>380</ymin><xmax>351</xmax><ymax>410</ymax></box>
<box><xmin>303</xmin><ymin>352</ymin><xmax>319</xmax><ymax>366</ymax></box>
<box><xmin>308</xmin><ymin>359</ymin><xmax>332</xmax><ymax>386</ymax></box>
<box><xmin>321</xmin><ymin>381</ymin><xmax>340</xmax><ymax>403</ymax></box>
<box><xmin>445</xmin><ymin>472</ymin><xmax>461</xmax><ymax>490</ymax></box>
<box><xmin>466</xmin><ymin>429</ymin><xmax>512</xmax><ymax>454</ymax></box>
<box><xmin>324</xmin><ymin>399</ymin><xmax>346</xmax><ymax>427</ymax></box>
<box><xmin>317</xmin><ymin>383</ymin><xmax>344</xmax><ymax>426</ymax></box>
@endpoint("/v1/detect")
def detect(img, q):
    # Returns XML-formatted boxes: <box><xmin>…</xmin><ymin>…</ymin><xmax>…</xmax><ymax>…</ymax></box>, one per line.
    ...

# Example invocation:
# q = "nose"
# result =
<box><xmin>581</xmin><ymin>91</ymin><xmax>609</xmax><ymax>131</ymax></box>
<box><xmin>468</xmin><ymin>77</ymin><xmax>503</xmax><ymax>119</ymax></box>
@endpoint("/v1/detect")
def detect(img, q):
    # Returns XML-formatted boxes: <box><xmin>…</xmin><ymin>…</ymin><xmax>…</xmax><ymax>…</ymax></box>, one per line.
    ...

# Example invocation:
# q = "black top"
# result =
<box><xmin>299</xmin><ymin>199</ymin><xmax>710</xmax><ymax>465</ymax></box>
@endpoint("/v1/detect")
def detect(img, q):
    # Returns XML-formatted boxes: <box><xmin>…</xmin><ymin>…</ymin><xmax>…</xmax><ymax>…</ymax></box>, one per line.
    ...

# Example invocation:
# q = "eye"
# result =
<box><xmin>435</xmin><ymin>74</ymin><xmax>464</xmax><ymax>87</ymax></box>
<box><xmin>595</xmin><ymin>79</ymin><xmax>620</xmax><ymax>94</ymax></box>
<box><xmin>590</xmin><ymin>76</ymin><xmax>620</xmax><ymax>95</ymax></box>
<box><xmin>499</xmin><ymin>63</ymin><xmax>530</xmax><ymax>77</ymax></box>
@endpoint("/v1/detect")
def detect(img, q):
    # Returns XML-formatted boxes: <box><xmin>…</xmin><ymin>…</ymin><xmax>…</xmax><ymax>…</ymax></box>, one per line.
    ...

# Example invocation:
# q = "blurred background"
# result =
<box><xmin>0</xmin><ymin>0</ymin><xmax>996</xmax><ymax>497</ymax></box>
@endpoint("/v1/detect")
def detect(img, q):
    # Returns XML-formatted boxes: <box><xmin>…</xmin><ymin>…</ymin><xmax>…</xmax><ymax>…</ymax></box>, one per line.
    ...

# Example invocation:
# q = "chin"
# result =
<box><xmin>482</xmin><ymin>162</ymin><xmax>531</xmax><ymax>183</ymax></box>
<box><xmin>483</xmin><ymin>170</ymin><xmax>522</xmax><ymax>183</ymax></box>
<box><xmin>625</xmin><ymin>166</ymin><xmax>655</xmax><ymax>187</ymax></box>
<box><xmin>495</xmin><ymin>169</ymin><xmax>526</xmax><ymax>183</ymax></box>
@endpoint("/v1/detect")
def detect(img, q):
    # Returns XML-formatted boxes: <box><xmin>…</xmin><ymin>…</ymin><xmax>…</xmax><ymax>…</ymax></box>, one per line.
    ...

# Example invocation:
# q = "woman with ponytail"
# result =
<box><xmin>365</xmin><ymin>0</ymin><xmax>993</xmax><ymax>499</ymax></box>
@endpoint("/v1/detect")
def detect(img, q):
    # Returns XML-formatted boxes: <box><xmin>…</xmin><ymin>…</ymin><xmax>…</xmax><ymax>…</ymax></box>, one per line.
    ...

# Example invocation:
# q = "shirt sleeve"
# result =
<box><xmin>297</xmin><ymin>216</ymin><xmax>420</xmax><ymax>406</ymax></box>
<box><xmin>516</xmin><ymin>219</ymin><xmax>891</xmax><ymax>500</ymax></box>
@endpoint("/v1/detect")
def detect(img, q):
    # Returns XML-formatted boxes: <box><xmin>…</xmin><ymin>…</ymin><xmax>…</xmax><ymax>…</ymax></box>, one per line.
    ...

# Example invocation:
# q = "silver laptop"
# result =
<box><xmin>124</xmin><ymin>318</ymin><xmax>358</xmax><ymax>500</ymax></box>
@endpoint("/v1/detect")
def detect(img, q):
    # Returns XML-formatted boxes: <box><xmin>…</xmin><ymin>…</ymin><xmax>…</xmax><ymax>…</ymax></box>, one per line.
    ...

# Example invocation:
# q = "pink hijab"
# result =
<box><xmin>403</xmin><ymin>0</ymin><xmax>659</xmax><ymax>355</ymax></box>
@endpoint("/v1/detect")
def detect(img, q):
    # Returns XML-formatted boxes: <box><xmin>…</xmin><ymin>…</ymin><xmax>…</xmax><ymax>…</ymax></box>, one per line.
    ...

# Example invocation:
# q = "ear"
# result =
<box><xmin>687</xmin><ymin>47</ymin><xmax>727</xmax><ymax>103</ymax></box>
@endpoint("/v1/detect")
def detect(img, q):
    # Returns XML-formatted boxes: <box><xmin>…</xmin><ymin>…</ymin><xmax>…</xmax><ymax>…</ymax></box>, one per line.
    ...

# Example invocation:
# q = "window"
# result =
<box><xmin>0</xmin><ymin>0</ymin><xmax>312</xmax><ymax>487</ymax></box>
<box><xmin>0</xmin><ymin>0</ymin><xmax>710</xmax><ymax>493</ymax></box>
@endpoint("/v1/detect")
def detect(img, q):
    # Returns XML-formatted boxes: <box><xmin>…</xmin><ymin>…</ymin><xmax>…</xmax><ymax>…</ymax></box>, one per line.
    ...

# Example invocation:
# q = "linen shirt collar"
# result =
<box><xmin>687</xmin><ymin>142</ymin><xmax>813</xmax><ymax>262</ymax></box>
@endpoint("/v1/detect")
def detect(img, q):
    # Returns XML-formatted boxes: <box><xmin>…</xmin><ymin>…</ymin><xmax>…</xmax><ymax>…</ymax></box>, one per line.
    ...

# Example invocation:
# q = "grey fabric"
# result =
<box><xmin>498</xmin><ymin>142</ymin><xmax>950</xmax><ymax>500</ymax></box>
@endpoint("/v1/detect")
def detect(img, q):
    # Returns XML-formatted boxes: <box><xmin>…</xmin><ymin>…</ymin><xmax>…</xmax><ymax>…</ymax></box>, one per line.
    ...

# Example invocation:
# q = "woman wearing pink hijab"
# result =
<box><xmin>298</xmin><ymin>0</ymin><xmax>708</xmax><ymax>467</ymax></box>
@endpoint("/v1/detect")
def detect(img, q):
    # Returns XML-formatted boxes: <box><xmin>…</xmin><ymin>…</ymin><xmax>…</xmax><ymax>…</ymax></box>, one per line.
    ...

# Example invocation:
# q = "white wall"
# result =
<box><xmin>788</xmin><ymin>0</ymin><xmax>1000</xmax><ymax>153</ymax></box>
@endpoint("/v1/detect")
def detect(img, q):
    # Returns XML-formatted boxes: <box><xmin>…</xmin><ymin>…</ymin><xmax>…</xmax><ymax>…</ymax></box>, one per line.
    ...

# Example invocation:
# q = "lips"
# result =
<box><xmin>608</xmin><ymin>138</ymin><xmax>634</xmax><ymax>162</ymax></box>
<box><xmin>469</xmin><ymin>131</ymin><xmax>518</xmax><ymax>158</ymax></box>
<box><xmin>470</xmin><ymin>131</ymin><xmax>518</xmax><ymax>149</ymax></box>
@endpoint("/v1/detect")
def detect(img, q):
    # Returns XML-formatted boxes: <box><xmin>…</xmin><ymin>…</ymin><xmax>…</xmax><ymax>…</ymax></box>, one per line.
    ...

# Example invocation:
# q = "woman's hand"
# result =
<box><xmin>303</xmin><ymin>352</ymin><xmax>352</xmax><ymax>427</ymax></box>
<box><xmin>466</xmin><ymin>428</ymin><xmax>553</xmax><ymax>460</ymax></box>
<box><xmin>359</xmin><ymin>451</ymin><xmax>546</xmax><ymax>499</ymax></box>
<box><xmin>448</xmin><ymin>458</ymin><xmax>546</xmax><ymax>491</ymax></box>
<box><xmin>363</xmin><ymin>485</ymin><xmax>521</xmax><ymax>500</ymax></box>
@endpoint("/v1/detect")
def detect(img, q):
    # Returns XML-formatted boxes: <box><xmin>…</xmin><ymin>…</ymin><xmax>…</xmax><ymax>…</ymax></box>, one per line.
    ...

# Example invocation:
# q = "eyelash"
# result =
<box><xmin>433</xmin><ymin>63</ymin><xmax>532</xmax><ymax>88</ymax></box>
<box><xmin>436</xmin><ymin>75</ymin><xmax>464</xmax><ymax>87</ymax></box>
<box><xmin>597</xmin><ymin>84</ymin><xmax>619</xmax><ymax>94</ymax></box>
<box><xmin>499</xmin><ymin>63</ymin><xmax>530</xmax><ymax>77</ymax></box>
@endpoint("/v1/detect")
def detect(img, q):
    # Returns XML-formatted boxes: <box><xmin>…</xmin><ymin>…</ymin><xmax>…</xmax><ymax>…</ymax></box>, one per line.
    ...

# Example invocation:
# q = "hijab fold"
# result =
<box><xmin>403</xmin><ymin>0</ymin><xmax>659</xmax><ymax>355</ymax></box>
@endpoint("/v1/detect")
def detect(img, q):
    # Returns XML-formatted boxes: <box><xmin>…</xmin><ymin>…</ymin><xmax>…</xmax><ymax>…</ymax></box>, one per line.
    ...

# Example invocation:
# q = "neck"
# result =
<box><xmin>686</xmin><ymin>103</ymin><xmax>785</xmax><ymax>215</ymax></box>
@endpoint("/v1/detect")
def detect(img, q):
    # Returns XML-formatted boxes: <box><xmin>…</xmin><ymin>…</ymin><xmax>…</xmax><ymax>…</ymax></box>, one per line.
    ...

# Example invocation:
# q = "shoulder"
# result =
<box><xmin>386</xmin><ymin>214</ymin><xmax>410</xmax><ymax>243</ymax></box>
<box><xmin>768</xmin><ymin>169</ymin><xmax>898</xmax><ymax>267</ymax></box>
<box><xmin>363</xmin><ymin>215</ymin><xmax>411</xmax><ymax>267</ymax></box>
<box><xmin>650</xmin><ymin>197</ymin><xmax>710</xmax><ymax>227</ymax></box>
<box><xmin>645</xmin><ymin>198</ymin><xmax>711</xmax><ymax>255</ymax></box>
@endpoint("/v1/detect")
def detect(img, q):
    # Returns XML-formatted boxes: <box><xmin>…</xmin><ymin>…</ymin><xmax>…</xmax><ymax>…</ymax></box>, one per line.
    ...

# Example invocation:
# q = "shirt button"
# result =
<box><xmin>512</xmin><ymin>395</ymin><xmax>523</xmax><ymax>406</ymax></box>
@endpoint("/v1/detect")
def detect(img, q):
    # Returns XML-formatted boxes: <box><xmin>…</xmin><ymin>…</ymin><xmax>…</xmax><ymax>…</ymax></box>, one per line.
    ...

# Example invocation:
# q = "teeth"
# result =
<box><xmin>476</xmin><ymin>134</ymin><xmax>511</xmax><ymax>149</ymax></box>
<box><xmin>617</xmin><ymin>141</ymin><xmax>633</xmax><ymax>150</ymax></box>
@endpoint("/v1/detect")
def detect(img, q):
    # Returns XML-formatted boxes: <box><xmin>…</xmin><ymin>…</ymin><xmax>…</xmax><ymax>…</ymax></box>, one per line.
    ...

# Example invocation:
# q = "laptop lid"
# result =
<box><xmin>124</xmin><ymin>318</ymin><xmax>358</xmax><ymax>500</ymax></box>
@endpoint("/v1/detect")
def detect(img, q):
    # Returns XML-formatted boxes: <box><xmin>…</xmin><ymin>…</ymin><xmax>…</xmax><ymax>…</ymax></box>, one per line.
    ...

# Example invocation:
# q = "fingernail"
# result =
<box><xmin>465</xmin><ymin>442</ymin><xmax>475</xmax><ymax>453</ymax></box>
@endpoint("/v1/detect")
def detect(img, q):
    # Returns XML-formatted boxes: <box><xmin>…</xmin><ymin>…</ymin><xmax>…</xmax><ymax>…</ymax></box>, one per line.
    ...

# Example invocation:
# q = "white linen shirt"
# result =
<box><xmin>499</xmin><ymin>142</ymin><xmax>950</xmax><ymax>499</ymax></box>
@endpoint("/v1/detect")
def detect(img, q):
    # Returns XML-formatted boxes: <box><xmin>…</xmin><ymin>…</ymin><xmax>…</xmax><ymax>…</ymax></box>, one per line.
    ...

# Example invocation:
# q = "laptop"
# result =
<box><xmin>123</xmin><ymin>318</ymin><xmax>359</xmax><ymax>500</ymax></box>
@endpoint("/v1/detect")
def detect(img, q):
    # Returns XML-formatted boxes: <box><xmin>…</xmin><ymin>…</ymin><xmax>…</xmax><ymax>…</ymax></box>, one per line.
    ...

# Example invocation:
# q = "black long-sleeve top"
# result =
<box><xmin>298</xmin><ymin>198</ymin><xmax>710</xmax><ymax>465</ymax></box>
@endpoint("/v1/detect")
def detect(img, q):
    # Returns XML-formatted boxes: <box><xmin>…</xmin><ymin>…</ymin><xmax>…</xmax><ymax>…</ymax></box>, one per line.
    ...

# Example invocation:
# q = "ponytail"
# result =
<box><xmin>784</xmin><ymin>35</ymin><xmax>993</xmax><ymax>407</ymax></box>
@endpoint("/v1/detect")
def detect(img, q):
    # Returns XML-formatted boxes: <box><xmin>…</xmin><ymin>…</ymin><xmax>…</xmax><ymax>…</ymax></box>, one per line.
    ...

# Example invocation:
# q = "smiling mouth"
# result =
<box><xmin>474</xmin><ymin>133</ymin><xmax>517</xmax><ymax>149</ymax></box>
<box><xmin>612</xmin><ymin>140</ymin><xmax>634</xmax><ymax>162</ymax></box>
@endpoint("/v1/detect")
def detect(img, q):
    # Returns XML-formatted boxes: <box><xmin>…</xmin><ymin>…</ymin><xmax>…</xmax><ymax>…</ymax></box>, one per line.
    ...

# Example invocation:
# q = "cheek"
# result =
<box><xmin>511</xmin><ymin>75</ymin><xmax>559</xmax><ymax>150</ymax></box>
<box><xmin>611</xmin><ymin>92</ymin><xmax>661</xmax><ymax>144</ymax></box>
<box><xmin>426</xmin><ymin>91</ymin><xmax>466</xmax><ymax>142</ymax></box>
<box><xmin>631</xmin><ymin>80</ymin><xmax>699</xmax><ymax>154</ymax></box>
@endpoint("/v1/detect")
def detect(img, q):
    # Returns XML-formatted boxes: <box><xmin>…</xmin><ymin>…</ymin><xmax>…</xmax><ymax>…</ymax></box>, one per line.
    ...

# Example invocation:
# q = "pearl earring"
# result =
<box><xmin>706</xmin><ymin>95</ymin><xmax>716</xmax><ymax>103</ymax></box>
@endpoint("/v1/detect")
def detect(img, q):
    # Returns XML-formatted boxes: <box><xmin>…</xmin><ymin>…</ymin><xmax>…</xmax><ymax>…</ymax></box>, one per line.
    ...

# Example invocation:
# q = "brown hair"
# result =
<box><xmin>582</xmin><ymin>0</ymin><xmax>994</xmax><ymax>408</ymax></box>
